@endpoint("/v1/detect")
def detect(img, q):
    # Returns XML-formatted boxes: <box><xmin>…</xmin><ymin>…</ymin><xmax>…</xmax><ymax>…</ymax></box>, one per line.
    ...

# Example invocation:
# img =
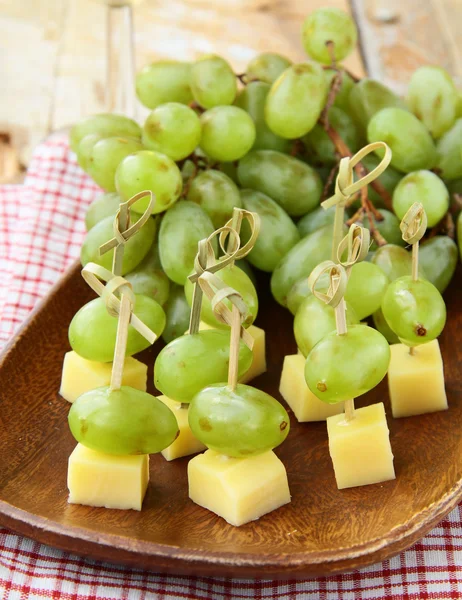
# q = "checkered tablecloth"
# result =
<box><xmin>1</xmin><ymin>134</ymin><xmax>462</xmax><ymax>599</ymax></box>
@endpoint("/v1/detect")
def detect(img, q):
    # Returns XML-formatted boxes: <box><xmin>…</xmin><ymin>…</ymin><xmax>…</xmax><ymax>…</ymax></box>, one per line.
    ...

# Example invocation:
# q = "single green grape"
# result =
<box><xmin>187</xmin><ymin>169</ymin><xmax>242</xmax><ymax>228</ymax></box>
<box><xmin>154</xmin><ymin>330</ymin><xmax>253</xmax><ymax>403</ymax></box>
<box><xmin>294</xmin><ymin>295</ymin><xmax>359</xmax><ymax>357</ymax></box>
<box><xmin>265</xmin><ymin>63</ymin><xmax>327</xmax><ymax>139</ymax></box>
<box><xmin>135</xmin><ymin>61</ymin><xmax>193</xmax><ymax>109</ymax></box>
<box><xmin>240</xmin><ymin>189</ymin><xmax>300</xmax><ymax>272</ymax></box>
<box><xmin>407</xmin><ymin>66</ymin><xmax>458</xmax><ymax>139</ymax></box>
<box><xmin>200</xmin><ymin>106</ymin><xmax>256</xmax><ymax>162</ymax></box>
<box><xmin>372</xmin><ymin>244</ymin><xmax>416</xmax><ymax>281</ymax></box>
<box><xmin>162</xmin><ymin>284</ymin><xmax>191</xmax><ymax>344</ymax></box>
<box><xmin>115</xmin><ymin>150</ymin><xmax>183</xmax><ymax>214</ymax></box>
<box><xmin>184</xmin><ymin>264</ymin><xmax>258</xmax><ymax>329</ymax></box>
<box><xmin>287</xmin><ymin>277</ymin><xmax>311</xmax><ymax>316</ymax></box>
<box><xmin>270</xmin><ymin>224</ymin><xmax>336</xmax><ymax>306</ymax></box>
<box><xmin>301</xmin><ymin>7</ymin><xmax>357</xmax><ymax>64</ymax></box>
<box><xmin>68</xmin><ymin>386</ymin><xmax>178</xmax><ymax>455</ymax></box>
<box><xmin>367</xmin><ymin>108</ymin><xmax>436</xmax><ymax>173</ymax></box>
<box><xmin>238</xmin><ymin>150</ymin><xmax>323</xmax><ymax>216</ymax></box>
<box><xmin>234</xmin><ymin>82</ymin><xmax>291</xmax><ymax>153</ymax></box>
<box><xmin>218</xmin><ymin>161</ymin><xmax>240</xmax><ymax>184</ymax></box>
<box><xmin>419</xmin><ymin>236</ymin><xmax>458</xmax><ymax>294</ymax></box>
<box><xmin>87</xmin><ymin>137</ymin><xmax>144</xmax><ymax>192</ymax></box>
<box><xmin>69</xmin><ymin>294</ymin><xmax>166</xmax><ymax>362</ymax></box>
<box><xmin>345</xmin><ymin>261</ymin><xmax>389</xmax><ymax>320</ymax></box>
<box><xmin>392</xmin><ymin>170</ymin><xmax>449</xmax><ymax>227</ymax></box>
<box><xmin>447</xmin><ymin>177</ymin><xmax>462</xmax><ymax>201</ymax></box>
<box><xmin>303</xmin><ymin>106</ymin><xmax>358</xmax><ymax>165</ymax></box>
<box><xmin>125</xmin><ymin>241</ymin><xmax>170</xmax><ymax>306</ymax></box>
<box><xmin>190</xmin><ymin>55</ymin><xmax>237</xmax><ymax>108</ymax></box>
<box><xmin>70</xmin><ymin>113</ymin><xmax>141</xmax><ymax>153</ymax></box>
<box><xmin>76</xmin><ymin>134</ymin><xmax>103</xmax><ymax>172</ymax></box>
<box><xmin>81</xmin><ymin>212</ymin><xmax>156</xmax><ymax>275</ymax></box>
<box><xmin>381</xmin><ymin>276</ymin><xmax>446</xmax><ymax>346</ymax></box>
<box><xmin>304</xmin><ymin>325</ymin><xmax>391</xmax><ymax>404</ymax></box>
<box><xmin>85</xmin><ymin>192</ymin><xmax>121</xmax><ymax>231</ymax></box>
<box><xmin>245</xmin><ymin>52</ymin><xmax>292</xmax><ymax>84</ymax></box>
<box><xmin>158</xmin><ymin>201</ymin><xmax>216</xmax><ymax>285</ymax></box>
<box><xmin>297</xmin><ymin>206</ymin><xmax>336</xmax><ymax>238</ymax></box>
<box><xmin>323</xmin><ymin>68</ymin><xmax>354</xmax><ymax>111</ymax></box>
<box><xmin>435</xmin><ymin>119</ymin><xmax>462</xmax><ymax>180</ymax></box>
<box><xmin>142</xmin><ymin>103</ymin><xmax>201</xmax><ymax>161</ymax></box>
<box><xmin>359</xmin><ymin>209</ymin><xmax>405</xmax><ymax>249</ymax></box>
<box><xmin>348</xmin><ymin>79</ymin><xmax>407</xmax><ymax>137</ymax></box>
<box><xmin>236</xmin><ymin>259</ymin><xmax>257</xmax><ymax>288</ymax></box>
<box><xmin>188</xmin><ymin>384</ymin><xmax>290</xmax><ymax>457</ymax></box>
<box><xmin>373</xmin><ymin>308</ymin><xmax>399</xmax><ymax>344</ymax></box>
<box><xmin>359</xmin><ymin>154</ymin><xmax>402</xmax><ymax>208</ymax></box>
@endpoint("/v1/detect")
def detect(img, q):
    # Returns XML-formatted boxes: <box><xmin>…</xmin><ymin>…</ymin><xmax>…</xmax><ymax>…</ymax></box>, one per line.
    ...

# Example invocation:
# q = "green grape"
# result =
<box><xmin>218</xmin><ymin>161</ymin><xmax>239</xmax><ymax>184</ymax></box>
<box><xmin>305</xmin><ymin>325</ymin><xmax>391</xmax><ymax>404</ymax></box>
<box><xmin>435</xmin><ymin>119</ymin><xmax>462</xmax><ymax>180</ymax></box>
<box><xmin>115</xmin><ymin>150</ymin><xmax>183</xmax><ymax>214</ymax></box>
<box><xmin>294</xmin><ymin>295</ymin><xmax>359</xmax><ymax>357</ymax></box>
<box><xmin>287</xmin><ymin>277</ymin><xmax>311</xmax><ymax>316</ymax></box>
<box><xmin>407</xmin><ymin>66</ymin><xmax>458</xmax><ymax>139</ymax></box>
<box><xmin>234</xmin><ymin>82</ymin><xmax>291</xmax><ymax>153</ymax></box>
<box><xmin>297</xmin><ymin>206</ymin><xmax>336</xmax><ymax>238</ymax></box>
<box><xmin>373</xmin><ymin>308</ymin><xmax>399</xmax><ymax>344</ymax></box>
<box><xmin>81</xmin><ymin>212</ymin><xmax>156</xmax><ymax>275</ymax></box>
<box><xmin>270</xmin><ymin>224</ymin><xmax>334</xmax><ymax>306</ymax></box>
<box><xmin>240</xmin><ymin>189</ymin><xmax>300</xmax><ymax>272</ymax></box>
<box><xmin>458</xmin><ymin>213</ymin><xmax>462</xmax><ymax>259</ymax></box>
<box><xmin>372</xmin><ymin>244</ymin><xmax>414</xmax><ymax>281</ymax></box>
<box><xmin>381</xmin><ymin>276</ymin><xmax>446</xmax><ymax>346</ymax></box>
<box><xmin>359</xmin><ymin>209</ymin><xmax>405</xmax><ymax>249</ymax></box>
<box><xmin>447</xmin><ymin>177</ymin><xmax>462</xmax><ymax>200</ymax></box>
<box><xmin>392</xmin><ymin>170</ymin><xmax>449</xmax><ymax>227</ymax></box>
<box><xmin>457</xmin><ymin>90</ymin><xmax>462</xmax><ymax>117</ymax></box>
<box><xmin>142</xmin><ymin>103</ymin><xmax>201</xmax><ymax>161</ymax></box>
<box><xmin>368</xmin><ymin>108</ymin><xmax>436</xmax><ymax>173</ymax></box>
<box><xmin>323</xmin><ymin>68</ymin><xmax>354</xmax><ymax>111</ymax></box>
<box><xmin>184</xmin><ymin>264</ymin><xmax>258</xmax><ymax>329</ymax></box>
<box><xmin>265</xmin><ymin>63</ymin><xmax>327</xmax><ymax>139</ymax></box>
<box><xmin>158</xmin><ymin>201</ymin><xmax>216</xmax><ymax>285</ymax></box>
<box><xmin>68</xmin><ymin>386</ymin><xmax>178</xmax><ymax>455</ymax></box>
<box><xmin>348</xmin><ymin>79</ymin><xmax>407</xmax><ymax>137</ymax></box>
<box><xmin>190</xmin><ymin>55</ymin><xmax>237</xmax><ymax>108</ymax></box>
<box><xmin>302</xmin><ymin>7</ymin><xmax>358</xmax><ymax>64</ymax></box>
<box><xmin>154</xmin><ymin>330</ymin><xmax>253</xmax><ymax>402</ymax></box>
<box><xmin>69</xmin><ymin>294</ymin><xmax>166</xmax><ymax>362</ymax></box>
<box><xmin>303</xmin><ymin>107</ymin><xmax>358</xmax><ymax>165</ymax></box>
<box><xmin>188</xmin><ymin>384</ymin><xmax>289</xmax><ymax>457</ymax></box>
<box><xmin>76</xmin><ymin>134</ymin><xmax>103</xmax><ymax>172</ymax></box>
<box><xmin>85</xmin><ymin>192</ymin><xmax>121</xmax><ymax>231</ymax></box>
<box><xmin>162</xmin><ymin>284</ymin><xmax>191</xmax><ymax>344</ymax></box>
<box><xmin>245</xmin><ymin>52</ymin><xmax>292</xmax><ymax>84</ymax></box>
<box><xmin>87</xmin><ymin>137</ymin><xmax>144</xmax><ymax>192</ymax></box>
<box><xmin>125</xmin><ymin>241</ymin><xmax>170</xmax><ymax>306</ymax></box>
<box><xmin>419</xmin><ymin>236</ymin><xmax>458</xmax><ymax>293</ymax></box>
<box><xmin>360</xmin><ymin>154</ymin><xmax>402</xmax><ymax>208</ymax></box>
<box><xmin>135</xmin><ymin>61</ymin><xmax>193</xmax><ymax>109</ymax></box>
<box><xmin>344</xmin><ymin>261</ymin><xmax>389</xmax><ymax>320</ymax></box>
<box><xmin>238</xmin><ymin>150</ymin><xmax>323</xmax><ymax>216</ymax></box>
<box><xmin>187</xmin><ymin>169</ymin><xmax>242</xmax><ymax>228</ymax></box>
<box><xmin>236</xmin><ymin>259</ymin><xmax>257</xmax><ymax>288</ymax></box>
<box><xmin>200</xmin><ymin>106</ymin><xmax>256</xmax><ymax>162</ymax></box>
<box><xmin>70</xmin><ymin>113</ymin><xmax>141</xmax><ymax>153</ymax></box>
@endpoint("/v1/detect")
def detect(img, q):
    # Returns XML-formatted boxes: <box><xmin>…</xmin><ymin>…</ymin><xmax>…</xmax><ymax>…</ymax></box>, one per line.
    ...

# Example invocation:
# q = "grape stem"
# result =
<box><xmin>428</xmin><ymin>210</ymin><xmax>456</xmax><ymax>240</ymax></box>
<box><xmin>322</xmin><ymin>63</ymin><xmax>361</xmax><ymax>83</ymax></box>
<box><xmin>321</xmin><ymin>164</ymin><xmax>339</xmax><ymax>201</ymax></box>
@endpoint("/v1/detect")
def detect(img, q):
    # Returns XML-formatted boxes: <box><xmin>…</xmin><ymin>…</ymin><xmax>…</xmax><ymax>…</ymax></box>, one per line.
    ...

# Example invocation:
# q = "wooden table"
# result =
<box><xmin>1</xmin><ymin>0</ymin><xmax>461</xmax><ymax>180</ymax></box>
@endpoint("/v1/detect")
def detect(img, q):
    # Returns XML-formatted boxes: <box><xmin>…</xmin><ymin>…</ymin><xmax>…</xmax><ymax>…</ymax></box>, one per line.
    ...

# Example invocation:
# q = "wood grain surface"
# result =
<box><xmin>0</xmin><ymin>262</ymin><xmax>461</xmax><ymax>578</ymax></box>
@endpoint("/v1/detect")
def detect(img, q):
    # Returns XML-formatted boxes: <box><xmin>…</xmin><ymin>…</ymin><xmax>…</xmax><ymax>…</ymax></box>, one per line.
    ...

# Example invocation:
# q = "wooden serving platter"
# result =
<box><xmin>0</xmin><ymin>261</ymin><xmax>461</xmax><ymax>579</ymax></box>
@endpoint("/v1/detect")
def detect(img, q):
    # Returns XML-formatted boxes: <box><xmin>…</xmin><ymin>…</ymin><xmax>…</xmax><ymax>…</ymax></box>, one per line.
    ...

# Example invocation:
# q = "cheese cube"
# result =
<box><xmin>158</xmin><ymin>395</ymin><xmax>206</xmax><ymax>461</ymax></box>
<box><xmin>327</xmin><ymin>402</ymin><xmax>395</xmax><ymax>490</ymax></box>
<box><xmin>279</xmin><ymin>354</ymin><xmax>344</xmax><ymax>422</ymax></box>
<box><xmin>388</xmin><ymin>340</ymin><xmax>447</xmax><ymax>418</ymax></box>
<box><xmin>68</xmin><ymin>443</ymin><xmax>149</xmax><ymax>510</ymax></box>
<box><xmin>188</xmin><ymin>449</ymin><xmax>291</xmax><ymax>526</ymax></box>
<box><xmin>60</xmin><ymin>351</ymin><xmax>147</xmax><ymax>403</ymax></box>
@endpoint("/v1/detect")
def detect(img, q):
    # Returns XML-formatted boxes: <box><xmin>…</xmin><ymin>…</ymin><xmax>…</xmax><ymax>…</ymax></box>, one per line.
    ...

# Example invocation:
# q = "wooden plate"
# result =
<box><xmin>0</xmin><ymin>261</ymin><xmax>461</xmax><ymax>579</ymax></box>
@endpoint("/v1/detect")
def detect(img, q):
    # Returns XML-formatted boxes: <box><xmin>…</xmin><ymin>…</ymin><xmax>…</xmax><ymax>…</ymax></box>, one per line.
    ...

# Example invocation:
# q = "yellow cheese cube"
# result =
<box><xmin>327</xmin><ymin>402</ymin><xmax>395</xmax><ymax>490</ymax></box>
<box><xmin>188</xmin><ymin>449</ymin><xmax>291</xmax><ymax>526</ymax></box>
<box><xmin>388</xmin><ymin>340</ymin><xmax>447</xmax><ymax>418</ymax></box>
<box><xmin>279</xmin><ymin>354</ymin><xmax>344</xmax><ymax>422</ymax></box>
<box><xmin>60</xmin><ymin>351</ymin><xmax>147</xmax><ymax>403</ymax></box>
<box><xmin>68</xmin><ymin>443</ymin><xmax>149</xmax><ymax>510</ymax></box>
<box><xmin>158</xmin><ymin>395</ymin><xmax>206</xmax><ymax>461</ymax></box>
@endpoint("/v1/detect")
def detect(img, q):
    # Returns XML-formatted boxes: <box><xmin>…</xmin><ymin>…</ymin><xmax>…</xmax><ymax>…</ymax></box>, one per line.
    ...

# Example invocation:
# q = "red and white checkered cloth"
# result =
<box><xmin>1</xmin><ymin>134</ymin><xmax>462</xmax><ymax>599</ymax></box>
